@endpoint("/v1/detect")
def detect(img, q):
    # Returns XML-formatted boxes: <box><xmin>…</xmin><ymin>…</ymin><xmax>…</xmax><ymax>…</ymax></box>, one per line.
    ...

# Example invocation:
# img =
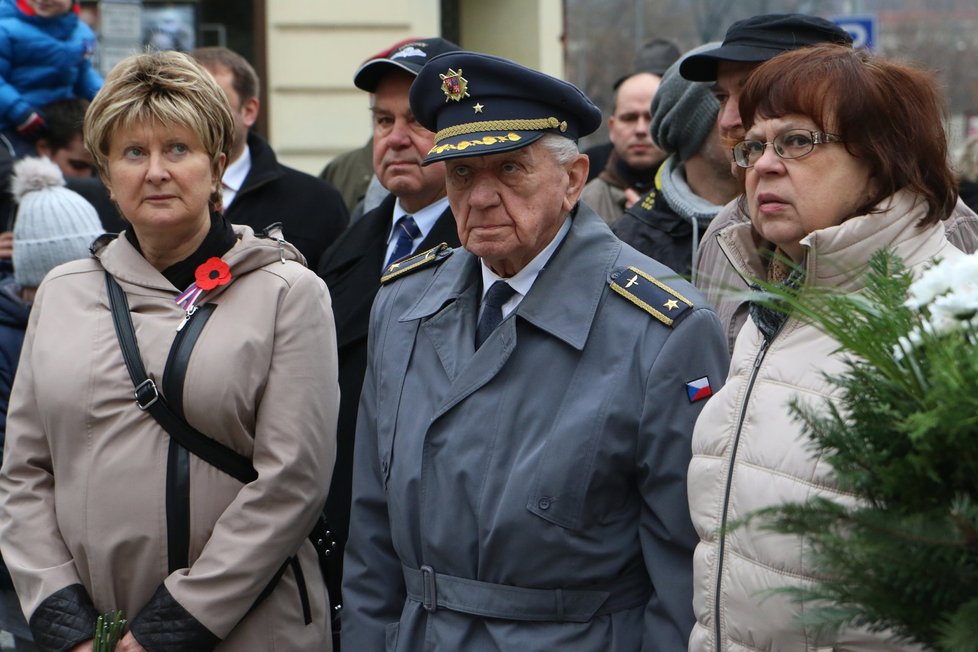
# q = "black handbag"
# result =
<box><xmin>104</xmin><ymin>271</ymin><xmax>337</xmax><ymax>622</ymax></box>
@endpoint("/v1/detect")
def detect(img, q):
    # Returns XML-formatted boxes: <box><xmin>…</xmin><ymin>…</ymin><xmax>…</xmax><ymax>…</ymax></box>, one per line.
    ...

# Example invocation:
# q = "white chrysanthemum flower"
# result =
<box><xmin>925</xmin><ymin>308</ymin><xmax>966</xmax><ymax>336</ymax></box>
<box><xmin>948</xmin><ymin>254</ymin><xmax>978</xmax><ymax>294</ymax></box>
<box><xmin>906</xmin><ymin>260</ymin><xmax>955</xmax><ymax>308</ymax></box>
<box><xmin>932</xmin><ymin>283</ymin><xmax>978</xmax><ymax>319</ymax></box>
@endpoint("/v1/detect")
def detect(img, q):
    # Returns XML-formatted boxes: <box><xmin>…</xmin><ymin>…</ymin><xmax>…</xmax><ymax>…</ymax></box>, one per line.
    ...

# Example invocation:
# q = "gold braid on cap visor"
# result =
<box><xmin>433</xmin><ymin>116</ymin><xmax>568</xmax><ymax>144</ymax></box>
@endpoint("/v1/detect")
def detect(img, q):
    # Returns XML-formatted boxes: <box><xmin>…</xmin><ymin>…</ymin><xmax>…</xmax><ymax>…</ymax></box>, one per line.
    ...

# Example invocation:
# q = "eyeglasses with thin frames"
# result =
<box><xmin>732</xmin><ymin>129</ymin><xmax>842</xmax><ymax>168</ymax></box>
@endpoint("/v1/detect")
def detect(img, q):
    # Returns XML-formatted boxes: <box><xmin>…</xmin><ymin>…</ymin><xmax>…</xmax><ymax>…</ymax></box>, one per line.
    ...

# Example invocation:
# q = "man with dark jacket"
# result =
<box><xmin>613</xmin><ymin>43</ymin><xmax>738</xmax><ymax>281</ymax></box>
<box><xmin>191</xmin><ymin>47</ymin><xmax>348</xmax><ymax>268</ymax></box>
<box><xmin>315</xmin><ymin>37</ymin><xmax>462</xmax><ymax>636</ymax></box>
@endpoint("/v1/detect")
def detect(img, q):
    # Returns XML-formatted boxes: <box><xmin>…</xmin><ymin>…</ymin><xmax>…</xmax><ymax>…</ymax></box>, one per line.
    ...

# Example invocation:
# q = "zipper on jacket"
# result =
<box><xmin>176</xmin><ymin>304</ymin><xmax>198</xmax><ymax>332</ymax></box>
<box><xmin>713</xmin><ymin>334</ymin><xmax>773</xmax><ymax>648</ymax></box>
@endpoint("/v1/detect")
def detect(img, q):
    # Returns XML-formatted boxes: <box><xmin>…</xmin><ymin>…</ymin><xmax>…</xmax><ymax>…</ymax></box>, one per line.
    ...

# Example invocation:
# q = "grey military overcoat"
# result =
<box><xmin>342</xmin><ymin>204</ymin><xmax>729</xmax><ymax>651</ymax></box>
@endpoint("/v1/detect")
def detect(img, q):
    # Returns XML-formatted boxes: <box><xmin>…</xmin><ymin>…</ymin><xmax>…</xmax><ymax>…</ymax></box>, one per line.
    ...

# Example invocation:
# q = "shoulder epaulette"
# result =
<box><xmin>609</xmin><ymin>265</ymin><xmax>693</xmax><ymax>327</ymax></box>
<box><xmin>380</xmin><ymin>243</ymin><xmax>454</xmax><ymax>284</ymax></box>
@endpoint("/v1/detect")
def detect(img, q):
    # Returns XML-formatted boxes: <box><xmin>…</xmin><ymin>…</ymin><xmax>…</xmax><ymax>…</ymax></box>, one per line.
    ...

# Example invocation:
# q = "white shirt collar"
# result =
<box><xmin>221</xmin><ymin>146</ymin><xmax>252</xmax><ymax>208</ymax></box>
<box><xmin>479</xmin><ymin>216</ymin><xmax>572</xmax><ymax>318</ymax></box>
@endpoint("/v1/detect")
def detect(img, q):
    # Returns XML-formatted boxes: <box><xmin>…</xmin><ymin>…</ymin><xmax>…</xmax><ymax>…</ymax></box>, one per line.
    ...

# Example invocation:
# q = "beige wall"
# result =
<box><xmin>264</xmin><ymin>1</ymin><xmax>440</xmax><ymax>175</ymax></box>
<box><xmin>264</xmin><ymin>0</ymin><xmax>564</xmax><ymax>176</ymax></box>
<box><xmin>458</xmin><ymin>0</ymin><xmax>564</xmax><ymax>77</ymax></box>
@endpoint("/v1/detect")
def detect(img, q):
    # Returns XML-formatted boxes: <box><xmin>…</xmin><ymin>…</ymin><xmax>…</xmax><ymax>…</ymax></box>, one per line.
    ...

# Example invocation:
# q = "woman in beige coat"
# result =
<box><xmin>687</xmin><ymin>45</ymin><xmax>959</xmax><ymax>651</ymax></box>
<box><xmin>0</xmin><ymin>51</ymin><xmax>338</xmax><ymax>650</ymax></box>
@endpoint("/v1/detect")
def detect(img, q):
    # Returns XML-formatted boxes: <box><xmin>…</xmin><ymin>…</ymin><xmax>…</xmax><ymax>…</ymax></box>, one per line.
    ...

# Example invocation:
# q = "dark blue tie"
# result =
<box><xmin>476</xmin><ymin>281</ymin><xmax>517</xmax><ymax>349</ymax></box>
<box><xmin>386</xmin><ymin>215</ymin><xmax>421</xmax><ymax>268</ymax></box>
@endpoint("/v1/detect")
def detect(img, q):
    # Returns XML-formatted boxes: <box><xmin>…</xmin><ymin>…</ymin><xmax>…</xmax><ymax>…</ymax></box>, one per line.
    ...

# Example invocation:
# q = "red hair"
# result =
<box><xmin>739</xmin><ymin>44</ymin><xmax>956</xmax><ymax>225</ymax></box>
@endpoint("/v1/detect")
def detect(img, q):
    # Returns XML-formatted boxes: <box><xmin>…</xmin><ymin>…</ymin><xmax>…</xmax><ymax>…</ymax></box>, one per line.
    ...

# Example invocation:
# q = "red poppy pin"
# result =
<box><xmin>194</xmin><ymin>257</ymin><xmax>232</xmax><ymax>291</ymax></box>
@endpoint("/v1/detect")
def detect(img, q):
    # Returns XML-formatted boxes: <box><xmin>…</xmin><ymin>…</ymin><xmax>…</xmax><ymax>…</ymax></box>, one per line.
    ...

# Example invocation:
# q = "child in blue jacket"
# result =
<box><xmin>0</xmin><ymin>0</ymin><xmax>102</xmax><ymax>156</ymax></box>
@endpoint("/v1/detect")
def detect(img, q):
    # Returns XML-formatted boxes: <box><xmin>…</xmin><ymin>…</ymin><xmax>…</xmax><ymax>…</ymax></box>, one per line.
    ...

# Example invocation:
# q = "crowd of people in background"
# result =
<box><xmin>0</xmin><ymin>1</ymin><xmax>970</xmax><ymax>650</ymax></box>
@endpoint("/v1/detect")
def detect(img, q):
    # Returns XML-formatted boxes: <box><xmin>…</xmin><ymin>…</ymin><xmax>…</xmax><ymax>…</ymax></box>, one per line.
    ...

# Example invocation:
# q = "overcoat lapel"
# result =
<box><xmin>429</xmin><ymin>311</ymin><xmax>518</xmax><ymax>422</ymax></box>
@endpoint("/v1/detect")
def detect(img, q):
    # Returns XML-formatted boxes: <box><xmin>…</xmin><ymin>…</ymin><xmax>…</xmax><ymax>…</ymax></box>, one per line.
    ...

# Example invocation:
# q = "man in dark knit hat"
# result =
<box><xmin>342</xmin><ymin>50</ymin><xmax>728</xmax><ymax>651</ymax></box>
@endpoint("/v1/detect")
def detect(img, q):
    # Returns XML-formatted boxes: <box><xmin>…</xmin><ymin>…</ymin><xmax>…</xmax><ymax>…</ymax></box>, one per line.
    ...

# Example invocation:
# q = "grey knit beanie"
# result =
<box><xmin>650</xmin><ymin>42</ymin><xmax>722</xmax><ymax>163</ymax></box>
<box><xmin>12</xmin><ymin>157</ymin><xmax>103</xmax><ymax>288</ymax></box>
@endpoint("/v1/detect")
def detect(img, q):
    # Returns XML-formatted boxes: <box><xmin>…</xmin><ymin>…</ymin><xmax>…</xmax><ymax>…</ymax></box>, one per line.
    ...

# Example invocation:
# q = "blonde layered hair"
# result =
<box><xmin>84</xmin><ymin>50</ymin><xmax>235</xmax><ymax>209</ymax></box>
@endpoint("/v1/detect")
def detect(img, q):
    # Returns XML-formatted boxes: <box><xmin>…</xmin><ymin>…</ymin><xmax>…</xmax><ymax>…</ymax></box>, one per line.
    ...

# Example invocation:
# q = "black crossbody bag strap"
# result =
<box><xmin>104</xmin><ymin>271</ymin><xmax>335</xmax><ymax>627</ymax></box>
<box><xmin>162</xmin><ymin>299</ymin><xmax>217</xmax><ymax>573</ymax></box>
<box><xmin>104</xmin><ymin>272</ymin><xmax>256</xmax><ymax>483</ymax></box>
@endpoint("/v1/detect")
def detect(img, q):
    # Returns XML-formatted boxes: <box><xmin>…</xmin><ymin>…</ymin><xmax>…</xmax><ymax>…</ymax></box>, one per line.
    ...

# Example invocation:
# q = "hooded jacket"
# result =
<box><xmin>0</xmin><ymin>0</ymin><xmax>102</xmax><ymax>129</ymax></box>
<box><xmin>0</xmin><ymin>225</ymin><xmax>338</xmax><ymax>651</ymax></box>
<box><xmin>613</xmin><ymin>155</ymin><xmax>724</xmax><ymax>281</ymax></box>
<box><xmin>688</xmin><ymin>191</ymin><xmax>954</xmax><ymax>651</ymax></box>
<box><xmin>695</xmin><ymin>196</ymin><xmax>978</xmax><ymax>353</ymax></box>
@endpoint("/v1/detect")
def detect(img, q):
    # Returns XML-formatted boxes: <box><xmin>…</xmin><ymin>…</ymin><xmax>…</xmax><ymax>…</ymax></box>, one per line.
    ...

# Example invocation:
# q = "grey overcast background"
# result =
<box><xmin>565</xmin><ymin>0</ymin><xmax>978</xmax><ymax>153</ymax></box>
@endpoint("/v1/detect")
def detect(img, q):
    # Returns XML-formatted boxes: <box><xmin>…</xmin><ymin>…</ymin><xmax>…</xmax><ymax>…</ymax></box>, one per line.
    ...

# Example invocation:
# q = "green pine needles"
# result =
<box><xmin>93</xmin><ymin>609</ymin><xmax>127</xmax><ymax>652</ymax></box>
<box><xmin>746</xmin><ymin>250</ymin><xmax>978</xmax><ymax>651</ymax></box>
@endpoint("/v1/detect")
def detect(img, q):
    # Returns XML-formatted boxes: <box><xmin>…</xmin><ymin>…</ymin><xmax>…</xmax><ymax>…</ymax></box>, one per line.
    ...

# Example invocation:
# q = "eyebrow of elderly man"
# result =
<box><xmin>340</xmin><ymin>50</ymin><xmax>730</xmax><ymax>652</ymax></box>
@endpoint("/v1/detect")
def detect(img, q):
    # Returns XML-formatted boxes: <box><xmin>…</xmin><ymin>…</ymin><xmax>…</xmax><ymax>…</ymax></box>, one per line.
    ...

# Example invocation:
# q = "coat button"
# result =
<box><xmin>538</xmin><ymin>497</ymin><xmax>552</xmax><ymax>510</ymax></box>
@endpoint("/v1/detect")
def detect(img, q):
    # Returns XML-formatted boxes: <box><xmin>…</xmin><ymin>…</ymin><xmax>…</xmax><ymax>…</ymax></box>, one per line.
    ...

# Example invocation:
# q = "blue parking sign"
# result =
<box><xmin>831</xmin><ymin>15</ymin><xmax>877</xmax><ymax>50</ymax></box>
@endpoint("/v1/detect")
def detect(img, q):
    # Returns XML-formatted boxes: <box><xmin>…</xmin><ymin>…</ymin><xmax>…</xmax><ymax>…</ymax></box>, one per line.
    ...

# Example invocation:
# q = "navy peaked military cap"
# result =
<box><xmin>410</xmin><ymin>51</ymin><xmax>602</xmax><ymax>165</ymax></box>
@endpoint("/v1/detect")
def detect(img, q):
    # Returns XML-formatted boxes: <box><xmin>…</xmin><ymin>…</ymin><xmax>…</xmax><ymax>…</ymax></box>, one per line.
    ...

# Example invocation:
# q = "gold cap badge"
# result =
<box><xmin>439</xmin><ymin>68</ymin><xmax>469</xmax><ymax>102</ymax></box>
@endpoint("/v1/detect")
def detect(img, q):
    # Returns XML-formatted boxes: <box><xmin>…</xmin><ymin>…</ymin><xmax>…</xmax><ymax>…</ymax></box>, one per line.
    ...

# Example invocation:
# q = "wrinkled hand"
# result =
<box><xmin>0</xmin><ymin>231</ymin><xmax>12</xmax><ymax>260</ymax></box>
<box><xmin>16</xmin><ymin>111</ymin><xmax>45</xmax><ymax>137</ymax></box>
<box><xmin>68</xmin><ymin>642</ymin><xmax>93</xmax><ymax>652</ymax></box>
<box><xmin>116</xmin><ymin>632</ymin><xmax>147</xmax><ymax>651</ymax></box>
<box><xmin>623</xmin><ymin>187</ymin><xmax>641</xmax><ymax>209</ymax></box>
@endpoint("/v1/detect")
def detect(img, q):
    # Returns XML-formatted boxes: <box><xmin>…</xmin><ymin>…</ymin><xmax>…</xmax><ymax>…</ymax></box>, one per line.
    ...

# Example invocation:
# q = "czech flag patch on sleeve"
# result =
<box><xmin>686</xmin><ymin>376</ymin><xmax>713</xmax><ymax>403</ymax></box>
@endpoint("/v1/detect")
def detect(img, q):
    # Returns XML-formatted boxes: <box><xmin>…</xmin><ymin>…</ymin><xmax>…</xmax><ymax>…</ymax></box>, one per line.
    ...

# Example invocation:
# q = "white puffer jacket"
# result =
<box><xmin>687</xmin><ymin>190</ymin><xmax>956</xmax><ymax>651</ymax></box>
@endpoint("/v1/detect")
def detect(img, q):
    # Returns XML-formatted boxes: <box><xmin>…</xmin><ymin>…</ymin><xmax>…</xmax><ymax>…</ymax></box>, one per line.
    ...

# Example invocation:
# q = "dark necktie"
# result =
<box><xmin>476</xmin><ymin>281</ymin><xmax>517</xmax><ymax>349</ymax></box>
<box><xmin>386</xmin><ymin>215</ymin><xmax>421</xmax><ymax>268</ymax></box>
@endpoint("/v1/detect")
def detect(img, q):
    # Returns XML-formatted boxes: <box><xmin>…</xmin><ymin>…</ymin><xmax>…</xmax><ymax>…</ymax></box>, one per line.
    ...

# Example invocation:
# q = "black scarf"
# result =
<box><xmin>125</xmin><ymin>212</ymin><xmax>236</xmax><ymax>290</ymax></box>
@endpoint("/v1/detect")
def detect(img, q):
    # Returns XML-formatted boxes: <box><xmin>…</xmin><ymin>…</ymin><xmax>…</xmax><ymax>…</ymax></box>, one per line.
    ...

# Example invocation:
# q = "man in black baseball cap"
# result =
<box><xmin>679</xmin><ymin>15</ymin><xmax>853</xmax><ymax>352</ymax></box>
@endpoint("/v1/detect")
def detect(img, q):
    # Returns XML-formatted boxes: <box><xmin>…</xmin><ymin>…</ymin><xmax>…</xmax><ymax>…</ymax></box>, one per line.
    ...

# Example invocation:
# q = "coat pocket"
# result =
<box><xmin>524</xmin><ymin>372</ymin><xmax>619</xmax><ymax>531</ymax></box>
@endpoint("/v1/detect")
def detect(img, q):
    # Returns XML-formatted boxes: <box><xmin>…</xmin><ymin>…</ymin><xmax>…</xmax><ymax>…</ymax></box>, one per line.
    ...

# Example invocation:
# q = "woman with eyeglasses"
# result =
<box><xmin>686</xmin><ymin>43</ymin><xmax>958</xmax><ymax>650</ymax></box>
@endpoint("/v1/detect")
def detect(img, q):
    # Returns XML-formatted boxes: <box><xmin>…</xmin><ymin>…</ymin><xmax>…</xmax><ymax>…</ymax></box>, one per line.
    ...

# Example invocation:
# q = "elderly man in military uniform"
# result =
<box><xmin>341</xmin><ymin>51</ymin><xmax>730</xmax><ymax>651</ymax></box>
